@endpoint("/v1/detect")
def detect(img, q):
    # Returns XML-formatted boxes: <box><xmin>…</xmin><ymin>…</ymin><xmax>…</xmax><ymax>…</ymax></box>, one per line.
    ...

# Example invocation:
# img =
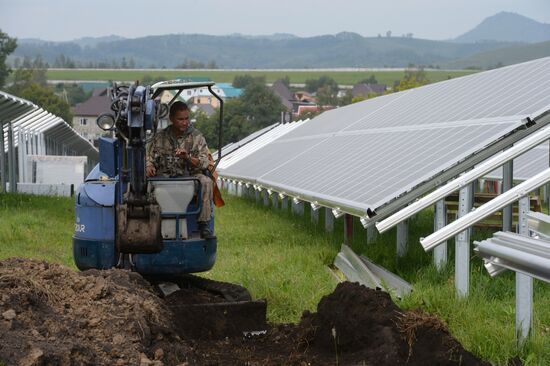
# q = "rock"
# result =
<box><xmin>154</xmin><ymin>348</ymin><xmax>164</xmax><ymax>360</ymax></box>
<box><xmin>116</xmin><ymin>359</ymin><xmax>128</xmax><ymax>366</ymax></box>
<box><xmin>139</xmin><ymin>353</ymin><xmax>164</xmax><ymax>366</ymax></box>
<box><xmin>2</xmin><ymin>309</ymin><xmax>16</xmax><ymax>320</ymax></box>
<box><xmin>88</xmin><ymin>317</ymin><xmax>101</xmax><ymax>327</ymax></box>
<box><xmin>31</xmin><ymin>329</ymin><xmax>40</xmax><ymax>337</ymax></box>
<box><xmin>113</xmin><ymin>334</ymin><xmax>125</xmax><ymax>345</ymax></box>
<box><xmin>19</xmin><ymin>347</ymin><xmax>44</xmax><ymax>366</ymax></box>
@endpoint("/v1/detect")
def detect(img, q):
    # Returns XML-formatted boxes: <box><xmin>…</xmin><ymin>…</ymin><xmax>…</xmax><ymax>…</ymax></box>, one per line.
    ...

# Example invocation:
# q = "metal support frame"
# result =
<box><xmin>456</xmin><ymin>184</ymin><xmax>472</xmax><ymax>297</ymax></box>
<box><xmin>344</xmin><ymin>214</ymin><xmax>353</xmax><ymax>245</ymax></box>
<box><xmin>367</xmin><ymin>225</ymin><xmax>377</xmax><ymax>244</ymax></box>
<box><xmin>7</xmin><ymin>123</ymin><xmax>16</xmax><ymax>192</ymax></box>
<box><xmin>325</xmin><ymin>207</ymin><xmax>334</xmax><ymax>232</ymax></box>
<box><xmin>422</xmin><ymin>168</ymin><xmax>550</xmax><ymax>250</ymax></box>
<box><xmin>376</xmin><ymin>122</ymin><xmax>550</xmax><ymax>234</ymax></box>
<box><xmin>311</xmin><ymin>204</ymin><xmax>319</xmax><ymax>225</ymax></box>
<box><xmin>292</xmin><ymin>199</ymin><xmax>304</xmax><ymax>216</ymax></box>
<box><xmin>0</xmin><ymin>124</ymin><xmax>5</xmax><ymax>192</ymax></box>
<box><xmin>516</xmin><ymin>196</ymin><xmax>532</xmax><ymax>346</ymax></box>
<box><xmin>263</xmin><ymin>190</ymin><xmax>270</xmax><ymax>207</ymax></box>
<box><xmin>271</xmin><ymin>193</ymin><xmax>278</xmax><ymax>209</ymax></box>
<box><xmin>281</xmin><ymin>196</ymin><xmax>288</xmax><ymax>211</ymax></box>
<box><xmin>434</xmin><ymin>199</ymin><xmax>447</xmax><ymax>270</ymax></box>
<box><xmin>503</xmin><ymin>160</ymin><xmax>513</xmax><ymax>231</ymax></box>
<box><xmin>396</xmin><ymin>220</ymin><xmax>408</xmax><ymax>257</ymax></box>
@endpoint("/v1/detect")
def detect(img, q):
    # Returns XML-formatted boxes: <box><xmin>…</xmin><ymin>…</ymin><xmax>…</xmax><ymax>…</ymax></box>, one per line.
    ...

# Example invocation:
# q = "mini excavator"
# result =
<box><xmin>72</xmin><ymin>80</ymin><xmax>266</xmax><ymax>337</ymax></box>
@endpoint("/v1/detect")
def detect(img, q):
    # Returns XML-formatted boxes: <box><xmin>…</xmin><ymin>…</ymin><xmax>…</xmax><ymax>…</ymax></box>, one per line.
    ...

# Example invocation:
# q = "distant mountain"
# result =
<box><xmin>13</xmin><ymin>33</ymin><xmax>516</xmax><ymax>69</ymax></box>
<box><xmin>444</xmin><ymin>40</ymin><xmax>550</xmax><ymax>69</ymax></box>
<box><xmin>454</xmin><ymin>12</ymin><xmax>550</xmax><ymax>43</ymax></box>
<box><xmin>71</xmin><ymin>35</ymin><xmax>127</xmax><ymax>47</ymax></box>
<box><xmin>19</xmin><ymin>35</ymin><xmax>127</xmax><ymax>48</ymax></box>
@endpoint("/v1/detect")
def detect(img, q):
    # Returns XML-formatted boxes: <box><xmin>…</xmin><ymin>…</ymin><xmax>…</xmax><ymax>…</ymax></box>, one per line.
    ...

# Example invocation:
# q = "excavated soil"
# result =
<box><xmin>0</xmin><ymin>258</ymin><xmax>490</xmax><ymax>366</ymax></box>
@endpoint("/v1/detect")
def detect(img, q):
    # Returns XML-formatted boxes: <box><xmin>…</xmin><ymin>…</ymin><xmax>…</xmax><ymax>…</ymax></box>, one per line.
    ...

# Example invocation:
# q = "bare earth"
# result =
<box><xmin>0</xmin><ymin>258</ymin><xmax>489</xmax><ymax>365</ymax></box>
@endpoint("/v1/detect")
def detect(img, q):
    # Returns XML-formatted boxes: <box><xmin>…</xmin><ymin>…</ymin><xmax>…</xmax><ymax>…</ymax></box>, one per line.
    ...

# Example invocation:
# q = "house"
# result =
<box><xmin>72</xmin><ymin>89</ymin><xmax>112</xmax><ymax>146</ymax></box>
<box><xmin>351</xmin><ymin>83</ymin><xmax>387</xmax><ymax>98</ymax></box>
<box><xmin>271</xmin><ymin>80</ymin><xmax>319</xmax><ymax>119</ymax></box>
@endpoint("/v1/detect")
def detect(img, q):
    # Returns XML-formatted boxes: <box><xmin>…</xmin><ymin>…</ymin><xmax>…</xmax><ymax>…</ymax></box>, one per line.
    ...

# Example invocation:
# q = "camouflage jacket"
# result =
<box><xmin>146</xmin><ymin>125</ymin><xmax>210</xmax><ymax>177</ymax></box>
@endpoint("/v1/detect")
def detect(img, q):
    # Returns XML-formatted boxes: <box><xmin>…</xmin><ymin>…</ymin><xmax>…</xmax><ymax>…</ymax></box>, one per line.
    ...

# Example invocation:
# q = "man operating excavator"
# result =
<box><xmin>145</xmin><ymin>101</ymin><xmax>217</xmax><ymax>239</ymax></box>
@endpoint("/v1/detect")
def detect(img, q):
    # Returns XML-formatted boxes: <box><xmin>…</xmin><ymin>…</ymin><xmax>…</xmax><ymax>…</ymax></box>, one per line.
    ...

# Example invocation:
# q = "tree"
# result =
<box><xmin>0</xmin><ymin>29</ymin><xmax>17</xmax><ymax>88</ymax></box>
<box><xmin>359</xmin><ymin>74</ymin><xmax>378</xmax><ymax>84</ymax></box>
<box><xmin>18</xmin><ymin>83</ymin><xmax>73</xmax><ymax>123</ymax></box>
<box><xmin>394</xmin><ymin>67</ymin><xmax>430</xmax><ymax>92</ymax></box>
<box><xmin>304</xmin><ymin>75</ymin><xmax>338</xmax><ymax>94</ymax></box>
<box><xmin>196</xmin><ymin>80</ymin><xmax>284</xmax><ymax>146</ymax></box>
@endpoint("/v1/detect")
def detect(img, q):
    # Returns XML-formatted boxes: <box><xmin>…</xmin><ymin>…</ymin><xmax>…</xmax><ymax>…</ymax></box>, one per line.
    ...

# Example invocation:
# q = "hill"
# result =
<box><xmin>13</xmin><ymin>32</ymin><xmax>516</xmax><ymax>68</ymax></box>
<box><xmin>444</xmin><ymin>40</ymin><xmax>550</xmax><ymax>69</ymax></box>
<box><xmin>454</xmin><ymin>12</ymin><xmax>550</xmax><ymax>43</ymax></box>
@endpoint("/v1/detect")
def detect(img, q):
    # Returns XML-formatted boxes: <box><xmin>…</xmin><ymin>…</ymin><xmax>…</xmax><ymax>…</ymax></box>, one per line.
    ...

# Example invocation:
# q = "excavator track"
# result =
<box><xmin>147</xmin><ymin>274</ymin><xmax>267</xmax><ymax>339</ymax></box>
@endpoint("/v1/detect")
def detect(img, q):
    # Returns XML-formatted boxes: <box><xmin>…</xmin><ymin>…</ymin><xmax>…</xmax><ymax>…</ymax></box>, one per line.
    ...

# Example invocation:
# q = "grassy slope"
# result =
<box><xmin>45</xmin><ymin>69</ymin><xmax>475</xmax><ymax>86</ymax></box>
<box><xmin>1</xmin><ymin>192</ymin><xmax>549</xmax><ymax>364</ymax></box>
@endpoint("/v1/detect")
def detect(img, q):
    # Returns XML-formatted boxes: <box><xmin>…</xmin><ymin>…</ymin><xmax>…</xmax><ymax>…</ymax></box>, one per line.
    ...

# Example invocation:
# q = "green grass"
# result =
<box><xmin>0</xmin><ymin>193</ymin><xmax>75</xmax><ymax>267</ymax></box>
<box><xmin>45</xmin><ymin>69</ymin><xmax>476</xmax><ymax>86</ymax></box>
<box><xmin>2</xmin><ymin>191</ymin><xmax>549</xmax><ymax>364</ymax></box>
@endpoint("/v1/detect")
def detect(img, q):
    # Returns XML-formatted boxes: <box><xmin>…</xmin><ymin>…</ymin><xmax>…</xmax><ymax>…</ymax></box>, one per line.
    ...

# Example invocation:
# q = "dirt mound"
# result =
<box><xmin>0</xmin><ymin>258</ymin><xmax>189</xmax><ymax>365</ymax></box>
<box><xmin>0</xmin><ymin>259</ymin><xmax>489</xmax><ymax>365</ymax></box>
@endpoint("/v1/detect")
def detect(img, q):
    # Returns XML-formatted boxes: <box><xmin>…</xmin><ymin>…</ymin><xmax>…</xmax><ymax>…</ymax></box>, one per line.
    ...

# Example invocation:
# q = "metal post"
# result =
<box><xmin>263</xmin><ymin>190</ymin><xmax>269</xmax><ymax>207</ymax></box>
<box><xmin>0</xmin><ymin>124</ymin><xmax>5</xmax><ymax>193</ymax></box>
<box><xmin>7</xmin><ymin>123</ymin><xmax>16</xmax><ymax>192</ymax></box>
<box><xmin>434</xmin><ymin>199</ymin><xmax>448</xmax><ymax>270</ymax></box>
<box><xmin>344</xmin><ymin>214</ymin><xmax>353</xmax><ymax>244</ymax></box>
<box><xmin>502</xmin><ymin>160</ymin><xmax>513</xmax><ymax>231</ymax></box>
<box><xmin>366</xmin><ymin>225</ymin><xmax>377</xmax><ymax>244</ymax></box>
<box><xmin>325</xmin><ymin>207</ymin><xmax>334</xmax><ymax>233</ymax></box>
<box><xmin>255</xmin><ymin>189</ymin><xmax>260</xmax><ymax>204</ymax></box>
<box><xmin>516</xmin><ymin>196</ymin><xmax>532</xmax><ymax>345</ymax></box>
<box><xmin>396</xmin><ymin>220</ymin><xmax>408</xmax><ymax>257</ymax></box>
<box><xmin>455</xmin><ymin>184</ymin><xmax>472</xmax><ymax>297</ymax></box>
<box><xmin>292</xmin><ymin>200</ymin><xmax>304</xmax><ymax>216</ymax></box>
<box><xmin>311</xmin><ymin>204</ymin><xmax>319</xmax><ymax>225</ymax></box>
<box><xmin>271</xmin><ymin>193</ymin><xmax>278</xmax><ymax>209</ymax></box>
<box><xmin>281</xmin><ymin>196</ymin><xmax>288</xmax><ymax>211</ymax></box>
<box><xmin>17</xmin><ymin>129</ymin><xmax>25</xmax><ymax>184</ymax></box>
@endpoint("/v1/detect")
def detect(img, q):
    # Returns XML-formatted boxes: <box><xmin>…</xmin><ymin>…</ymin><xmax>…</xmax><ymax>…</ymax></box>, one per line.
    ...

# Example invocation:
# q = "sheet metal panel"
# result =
<box><xmin>221</xmin><ymin>57</ymin><xmax>550</xmax><ymax>216</ymax></box>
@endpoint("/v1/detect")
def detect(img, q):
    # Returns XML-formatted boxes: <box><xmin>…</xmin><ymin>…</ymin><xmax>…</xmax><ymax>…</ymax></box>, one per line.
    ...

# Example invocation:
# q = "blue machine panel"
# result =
<box><xmin>134</xmin><ymin>238</ymin><xmax>217</xmax><ymax>275</ymax></box>
<box><xmin>99</xmin><ymin>137</ymin><xmax>118</xmax><ymax>177</ymax></box>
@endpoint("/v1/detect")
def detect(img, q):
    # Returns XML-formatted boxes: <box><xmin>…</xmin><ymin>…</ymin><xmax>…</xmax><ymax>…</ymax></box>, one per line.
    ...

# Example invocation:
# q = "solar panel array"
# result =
<box><xmin>217</xmin><ymin>119</ymin><xmax>309</xmax><ymax>171</ymax></box>
<box><xmin>219</xmin><ymin>57</ymin><xmax>550</xmax><ymax>217</ymax></box>
<box><xmin>1</xmin><ymin>91</ymin><xmax>98</xmax><ymax>159</ymax></box>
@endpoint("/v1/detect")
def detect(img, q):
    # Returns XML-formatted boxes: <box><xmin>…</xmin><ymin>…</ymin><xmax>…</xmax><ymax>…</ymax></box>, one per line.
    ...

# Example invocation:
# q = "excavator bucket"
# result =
<box><xmin>116</xmin><ymin>203</ymin><xmax>163</xmax><ymax>254</ymax></box>
<box><xmin>154</xmin><ymin>275</ymin><xmax>267</xmax><ymax>339</ymax></box>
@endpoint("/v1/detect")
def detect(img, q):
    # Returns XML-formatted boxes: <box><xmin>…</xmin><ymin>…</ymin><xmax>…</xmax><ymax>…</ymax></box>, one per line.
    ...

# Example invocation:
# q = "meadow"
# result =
<box><xmin>45</xmin><ymin>68</ymin><xmax>476</xmax><ymax>86</ymax></box>
<box><xmin>0</xmin><ymin>191</ymin><xmax>548</xmax><ymax>365</ymax></box>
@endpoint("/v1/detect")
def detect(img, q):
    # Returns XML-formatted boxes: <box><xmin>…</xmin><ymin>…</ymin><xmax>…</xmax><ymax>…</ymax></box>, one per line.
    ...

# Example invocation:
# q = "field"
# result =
<box><xmin>45</xmin><ymin>68</ymin><xmax>476</xmax><ymax>86</ymax></box>
<box><xmin>1</xmin><ymin>191</ymin><xmax>549</xmax><ymax>365</ymax></box>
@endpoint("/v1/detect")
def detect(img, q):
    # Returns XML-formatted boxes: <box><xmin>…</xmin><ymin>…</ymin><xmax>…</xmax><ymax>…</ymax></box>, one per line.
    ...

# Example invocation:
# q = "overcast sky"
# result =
<box><xmin>1</xmin><ymin>0</ymin><xmax>549</xmax><ymax>41</ymax></box>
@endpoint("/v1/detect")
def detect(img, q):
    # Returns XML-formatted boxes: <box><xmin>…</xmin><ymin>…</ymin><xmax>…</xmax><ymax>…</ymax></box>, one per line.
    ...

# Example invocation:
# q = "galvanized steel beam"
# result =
<box><xmin>421</xmin><ymin>168</ymin><xmax>550</xmax><ymax>251</ymax></box>
<box><xmin>434</xmin><ymin>199</ymin><xmax>447</xmax><ymax>270</ymax></box>
<box><xmin>502</xmin><ymin>160</ymin><xmax>513</xmax><ymax>231</ymax></box>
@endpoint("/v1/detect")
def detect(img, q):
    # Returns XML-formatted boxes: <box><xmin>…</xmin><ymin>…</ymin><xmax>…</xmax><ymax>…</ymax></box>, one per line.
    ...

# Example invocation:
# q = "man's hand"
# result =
<box><xmin>175</xmin><ymin>148</ymin><xmax>188</xmax><ymax>159</ymax></box>
<box><xmin>146</xmin><ymin>164</ymin><xmax>156</xmax><ymax>177</ymax></box>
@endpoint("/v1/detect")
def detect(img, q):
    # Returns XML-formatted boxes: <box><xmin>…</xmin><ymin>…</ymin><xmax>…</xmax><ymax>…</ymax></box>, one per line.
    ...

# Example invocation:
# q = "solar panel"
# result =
<box><xmin>221</xmin><ymin>57</ymin><xmax>550</xmax><ymax>218</ymax></box>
